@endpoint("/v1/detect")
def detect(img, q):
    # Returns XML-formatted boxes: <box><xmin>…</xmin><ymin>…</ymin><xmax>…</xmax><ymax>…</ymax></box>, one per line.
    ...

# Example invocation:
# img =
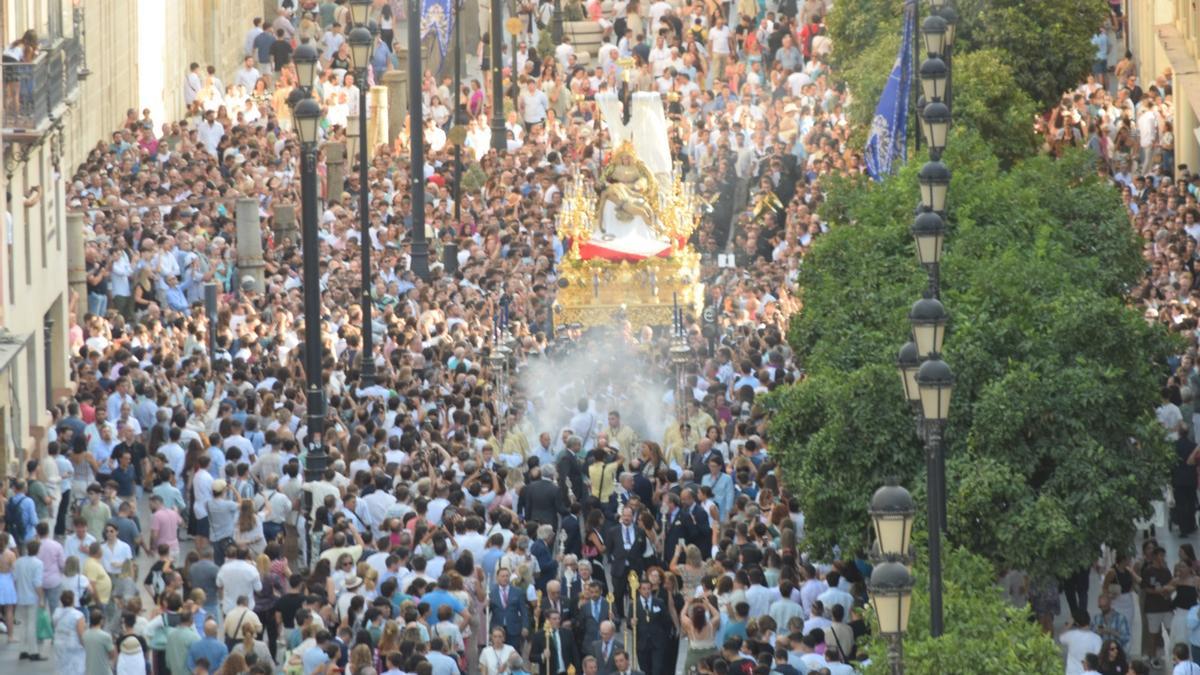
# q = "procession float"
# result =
<box><xmin>554</xmin><ymin>91</ymin><xmax>703</xmax><ymax>328</ymax></box>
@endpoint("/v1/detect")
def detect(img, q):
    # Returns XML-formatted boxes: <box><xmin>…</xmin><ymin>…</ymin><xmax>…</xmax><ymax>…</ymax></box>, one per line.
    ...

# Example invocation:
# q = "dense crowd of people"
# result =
<box><xmin>23</xmin><ymin>0</ymin><xmax>879</xmax><ymax>673</ymax></box>
<box><xmin>8</xmin><ymin>0</ymin><xmax>1200</xmax><ymax>673</ymax></box>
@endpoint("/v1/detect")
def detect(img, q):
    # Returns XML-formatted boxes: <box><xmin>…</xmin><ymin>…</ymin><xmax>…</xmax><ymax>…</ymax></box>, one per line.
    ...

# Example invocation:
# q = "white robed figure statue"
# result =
<box><xmin>583</xmin><ymin>91</ymin><xmax>677</xmax><ymax>261</ymax></box>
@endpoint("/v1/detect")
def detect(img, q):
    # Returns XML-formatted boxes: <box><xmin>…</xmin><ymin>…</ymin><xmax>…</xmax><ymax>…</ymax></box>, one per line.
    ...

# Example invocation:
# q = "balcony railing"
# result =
<box><xmin>1</xmin><ymin>37</ymin><xmax>83</xmax><ymax>133</ymax></box>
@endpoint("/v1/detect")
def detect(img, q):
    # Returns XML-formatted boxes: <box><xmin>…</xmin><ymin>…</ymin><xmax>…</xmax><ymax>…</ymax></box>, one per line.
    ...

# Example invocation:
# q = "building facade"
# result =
<box><xmin>1</xmin><ymin>0</ymin><xmax>259</xmax><ymax>475</ymax></box>
<box><xmin>1128</xmin><ymin>0</ymin><xmax>1200</xmax><ymax>174</ymax></box>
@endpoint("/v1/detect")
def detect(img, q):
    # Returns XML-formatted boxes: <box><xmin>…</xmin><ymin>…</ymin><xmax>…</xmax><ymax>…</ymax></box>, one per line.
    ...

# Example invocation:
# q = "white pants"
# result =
<box><xmin>17</xmin><ymin>603</ymin><xmax>39</xmax><ymax>656</ymax></box>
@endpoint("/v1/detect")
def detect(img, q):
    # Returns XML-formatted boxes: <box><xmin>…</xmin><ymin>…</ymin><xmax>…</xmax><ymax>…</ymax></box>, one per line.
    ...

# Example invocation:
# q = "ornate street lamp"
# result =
<box><xmin>869</xmin><ymin>561</ymin><xmax>915</xmax><ymax>675</ymax></box>
<box><xmin>870</xmin><ymin>483</ymin><xmax>916</xmax><ymax>560</ymax></box>
<box><xmin>348</xmin><ymin>23</ymin><xmax>377</xmax><ymax>386</ymax></box>
<box><xmin>908</xmin><ymin>297</ymin><xmax>948</xmax><ymax>358</ymax></box>
<box><xmin>896</xmin><ymin>341</ymin><xmax>922</xmax><ymax>407</ymax></box>
<box><xmin>917</xmin><ymin>356</ymin><xmax>955</xmax><ymax>425</ymax></box>
<box><xmin>293</xmin><ymin>43</ymin><xmax>319</xmax><ymax>92</ymax></box>
<box><xmin>349</xmin><ymin>0</ymin><xmax>371</xmax><ymax>26</ymax></box>
<box><xmin>911</xmin><ymin>210</ymin><xmax>945</xmax><ymax>268</ymax></box>
<box><xmin>919</xmin><ymin>57</ymin><xmax>948</xmax><ymax>103</ymax></box>
<box><xmin>920</xmin><ymin>102</ymin><xmax>950</xmax><ymax>158</ymax></box>
<box><xmin>918</xmin><ymin>160</ymin><xmax>951</xmax><ymax>213</ymax></box>
<box><xmin>921</xmin><ymin>14</ymin><xmax>947</xmax><ymax>58</ymax></box>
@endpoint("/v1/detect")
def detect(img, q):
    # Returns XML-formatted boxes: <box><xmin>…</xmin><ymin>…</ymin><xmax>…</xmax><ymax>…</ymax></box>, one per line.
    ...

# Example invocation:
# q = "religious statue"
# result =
<box><xmin>597</xmin><ymin>142</ymin><xmax>659</xmax><ymax>238</ymax></box>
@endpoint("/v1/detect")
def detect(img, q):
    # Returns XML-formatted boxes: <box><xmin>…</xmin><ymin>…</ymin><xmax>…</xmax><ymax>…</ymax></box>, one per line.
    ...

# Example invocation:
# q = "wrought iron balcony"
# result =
<box><xmin>2</xmin><ymin>37</ymin><xmax>83</xmax><ymax>135</ymax></box>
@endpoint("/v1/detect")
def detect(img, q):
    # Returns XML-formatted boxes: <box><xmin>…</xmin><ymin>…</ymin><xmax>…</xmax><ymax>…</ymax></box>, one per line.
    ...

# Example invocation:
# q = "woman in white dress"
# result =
<box><xmin>53</xmin><ymin>589</ymin><xmax>86</xmax><ymax>675</ymax></box>
<box><xmin>479</xmin><ymin>626</ymin><xmax>516</xmax><ymax>675</ymax></box>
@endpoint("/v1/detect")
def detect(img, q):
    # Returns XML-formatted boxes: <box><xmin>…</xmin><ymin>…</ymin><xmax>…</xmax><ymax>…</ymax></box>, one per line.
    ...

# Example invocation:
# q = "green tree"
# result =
<box><xmin>769</xmin><ymin>133</ymin><xmax>1176</xmax><ymax>579</ymax></box>
<box><xmin>860</xmin><ymin>547</ymin><xmax>1061</xmax><ymax>675</ymax></box>
<box><xmin>828</xmin><ymin>0</ymin><xmax>1108</xmax><ymax>119</ymax></box>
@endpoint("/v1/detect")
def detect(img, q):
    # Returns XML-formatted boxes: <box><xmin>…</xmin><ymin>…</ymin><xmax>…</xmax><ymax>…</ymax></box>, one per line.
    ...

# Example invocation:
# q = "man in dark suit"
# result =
<box><xmin>611</xmin><ymin>648</ymin><xmax>644</xmax><ymax>675</ymax></box>
<box><xmin>520</xmin><ymin>464</ymin><xmax>567</xmax><ymax>527</ymax></box>
<box><xmin>557</xmin><ymin>442</ymin><xmax>587</xmax><ymax>505</ymax></box>
<box><xmin>681</xmin><ymin>488</ymin><xmax>711</xmax><ymax>555</ymax></box>
<box><xmin>661</xmin><ymin>492</ymin><xmax>692</xmax><ymax>559</ymax></box>
<box><xmin>631</xmin><ymin>580</ymin><xmax>671</xmax><ymax>675</ymax></box>
<box><xmin>538</xmin><ymin>579</ymin><xmax>573</xmax><ymax>632</ymax></box>
<box><xmin>587</xmin><ymin>621</ymin><xmax>624</xmax><ymax>675</ymax></box>
<box><xmin>605</xmin><ymin>472</ymin><xmax>636</xmax><ymax>521</ymax></box>
<box><xmin>631</xmin><ymin>470</ymin><xmax>654</xmax><ymax>510</ymax></box>
<box><xmin>489</xmin><ymin>567</ymin><xmax>529</xmax><ymax>651</ymax></box>
<box><xmin>607</xmin><ymin>506</ymin><xmax>646</xmax><ymax>623</ymax></box>
<box><xmin>530</xmin><ymin>610</ymin><xmax>580</xmax><ymax>675</ymax></box>
<box><xmin>573</xmin><ymin>580</ymin><xmax>610</xmax><ymax>651</ymax></box>
<box><xmin>531</xmin><ymin>524</ymin><xmax>560</xmax><ymax>591</ymax></box>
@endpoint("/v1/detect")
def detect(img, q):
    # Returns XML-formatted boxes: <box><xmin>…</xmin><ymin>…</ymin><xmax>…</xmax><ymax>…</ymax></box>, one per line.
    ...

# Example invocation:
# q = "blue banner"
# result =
<box><xmin>420</xmin><ymin>0</ymin><xmax>454</xmax><ymax>59</ymax></box>
<box><xmin>864</xmin><ymin>0</ymin><xmax>916</xmax><ymax>180</ymax></box>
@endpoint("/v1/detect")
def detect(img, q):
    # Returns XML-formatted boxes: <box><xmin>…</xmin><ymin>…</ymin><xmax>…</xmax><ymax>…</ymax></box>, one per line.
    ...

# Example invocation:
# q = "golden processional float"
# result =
<box><xmin>554</xmin><ymin>91</ymin><xmax>704</xmax><ymax>328</ymax></box>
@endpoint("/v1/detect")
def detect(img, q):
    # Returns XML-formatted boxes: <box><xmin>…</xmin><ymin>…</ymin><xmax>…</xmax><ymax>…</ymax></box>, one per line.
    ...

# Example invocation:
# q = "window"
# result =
<box><xmin>22</xmin><ymin>163</ymin><xmax>30</xmax><ymax>286</ymax></box>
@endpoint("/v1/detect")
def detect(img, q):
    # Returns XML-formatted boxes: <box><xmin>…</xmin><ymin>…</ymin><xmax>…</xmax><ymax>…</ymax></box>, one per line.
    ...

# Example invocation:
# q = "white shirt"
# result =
<box><xmin>1175</xmin><ymin>661</ymin><xmax>1200</xmax><ymax>675</ymax></box>
<box><xmin>197</xmin><ymin>119</ymin><xmax>225</xmax><ymax>156</ymax></box>
<box><xmin>709</xmin><ymin>25</ymin><xmax>732</xmax><ymax>55</ymax></box>
<box><xmin>1058</xmin><ymin>628</ymin><xmax>1102</xmax><ymax>675</ymax></box>
<box><xmin>101</xmin><ymin>539</ymin><xmax>134</xmax><ymax>575</ymax></box>
<box><xmin>234</xmin><ymin>66</ymin><xmax>261</xmax><ymax>91</ymax></box>
<box><xmin>216</xmin><ymin>559</ymin><xmax>263</xmax><ymax>613</ymax></box>
<box><xmin>185</xmin><ymin>71</ymin><xmax>202</xmax><ymax>104</ymax></box>
<box><xmin>64</xmin><ymin>533</ymin><xmax>96</xmax><ymax>566</ymax></box>
<box><xmin>745</xmin><ymin>584</ymin><xmax>779</xmax><ymax>618</ymax></box>
<box><xmin>520</xmin><ymin>88</ymin><xmax>550</xmax><ymax>125</ymax></box>
<box><xmin>192</xmin><ymin>470</ymin><xmax>214</xmax><ymax>518</ymax></box>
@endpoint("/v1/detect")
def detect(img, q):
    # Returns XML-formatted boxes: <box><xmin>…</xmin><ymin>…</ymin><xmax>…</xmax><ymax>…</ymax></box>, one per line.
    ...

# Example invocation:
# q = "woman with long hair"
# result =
<box><xmin>217</xmin><ymin>650</ymin><xmax>247</xmax><ymax>675</ymax></box>
<box><xmin>1102</xmin><ymin>552</ymin><xmax>1139</xmax><ymax>644</ymax></box>
<box><xmin>233</xmin><ymin>498</ymin><xmax>266</xmax><ymax>556</ymax></box>
<box><xmin>253</xmin><ymin>551</ymin><xmax>284</xmax><ymax>660</ymax></box>
<box><xmin>347</xmin><ymin>642</ymin><xmax>374</xmax><ymax>674</ymax></box>
<box><xmin>230</xmin><ymin>621</ymin><xmax>272</xmax><ymax>668</ymax></box>
<box><xmin>582</xmin><ymin>508</ymin><xmax>608</xmax><ymax>582</ymax></box>
<box><xmin>375</xmin><ymin>620</ymin><xmax>402</xmax><ymax>671</ymax></box>
<box><xmin>1097</xmin><ymin>638</ymin><xmax>1129</xmax><ymax>674</ymax></box>
<box><xmin>681</xmin><ymin>592</ymin><xmax>720</xmax><ymax>673</ymax></box>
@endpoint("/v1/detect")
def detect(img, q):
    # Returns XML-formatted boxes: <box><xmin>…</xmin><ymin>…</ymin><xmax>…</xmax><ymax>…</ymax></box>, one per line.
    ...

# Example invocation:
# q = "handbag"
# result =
<box><xmin>36</xmin><ymin>607</ymin><xmax>53</xmax><ymax>641</ymax></box>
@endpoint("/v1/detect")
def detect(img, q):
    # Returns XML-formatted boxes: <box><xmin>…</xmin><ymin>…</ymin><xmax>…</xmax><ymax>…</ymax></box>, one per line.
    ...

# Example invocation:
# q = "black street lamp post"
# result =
<box><xmin>490</xmin><ymin>0</ymin><xmax>506</xmax><ymax>151</ymax></box>
<box><xmin>288</xmin><ymin>44</ymin><xmax>329</xmax><ymax>521</ymax></box>
<box><xmin>868</xmin><ymin>482</ymin><xmax>916</xmax><ymax>675</ymax></box>
<box><xmin>453</xmin><ymin>0</ymin><xmax>464</xmax><ymax>225</ymax></box>
<box><xmin>552</xmin><ymin>0</ymin><xmax>564</xmax><ymax>44</ymax></box>
<box><xmin>409</xmin><ymin>0</ymin><xmax>430</xmax><ymax>279</ymax></box>
<box><xmin>348</xmin><ymin>1</ymin><xmax>376</xmax><ymax>386</ymax></box>
<box><xmin>890</xmin><ymin>0</ymin><xmax>957</xmax><ymax>643</ymax></box>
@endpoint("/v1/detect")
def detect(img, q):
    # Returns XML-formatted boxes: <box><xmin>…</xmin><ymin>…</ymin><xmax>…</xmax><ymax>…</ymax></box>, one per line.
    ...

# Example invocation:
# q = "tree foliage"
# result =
<box><xmin>770</xmin><ymin>132</ymin><xmax>1176</xmax><ymax>579</ymax></box>
<box><xmin>827</xmin><ymin>0</ymin><xmax>1108</xmax><ymax>121</ymax></box>
<box><xmin>860</xmin><ymin>547</ymin><xmax>1061</xmax><ymax>675</ymax></box>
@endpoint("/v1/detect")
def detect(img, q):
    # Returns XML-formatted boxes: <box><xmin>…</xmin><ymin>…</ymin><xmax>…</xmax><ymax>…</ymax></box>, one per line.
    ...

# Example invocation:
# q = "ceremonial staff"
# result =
<box><xmin>628</xmin><ymin>571</ymin><xmax>640</xmax><ymax>670</ymax></box>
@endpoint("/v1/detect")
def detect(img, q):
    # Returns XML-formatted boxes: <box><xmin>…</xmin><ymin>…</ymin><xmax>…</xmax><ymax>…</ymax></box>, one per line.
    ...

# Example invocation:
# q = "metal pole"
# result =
<box><xmin>204</xmin><ymin>282</ymin><xmax>218</xmax><ymax>362</ymax></box>
<box><xmin>299</xmin><ymin>137</ymin><xmax>327</xmax><ymax>489</ymax></box>
<box><xmin>888</xmin><ymin>636</ymin><xmax>904</xmax><ymax>675</ymax></box>
<box><xmin>409</xmin><ymin>0</ymin><xmax>430</xmax><ymax>280</ymax></box>
<box><xmin>511</xmin><ymin>24</ymin><xmax>519</xmax><ymax>110</ymax></box>
<box><xmin>490</xmin><ymin>0</ymin><xmax>506</xmax><ymax>151</ymax></box>
<box><xmin>42</xmin><ymin>315</ymin><xmax>53</xmax><ymax>408</ymax></box>
<box><xmin>357</xmin><ymin>64</ymin><xmax>376</xmax><ymax>387</ymax></box>
<box><xmin>926</xmin><ymin>422</ymin><xmax>944</xmax><ymax>637</ymax></box>
<box><xmin>914</xmin><ymin>0</ymin><xmax>921</xmax><ymax>154</ymax></box>
<box><xmin>944</xmin><ymin>44</ymin><xmax>952</xmax><ymax>114</ymax></box>
<box><xmin>453</xmin><ymin>0</ymin><xmax>463</xmax><ymax>224</ymax></box>
<box><xmin>552</xmin><ymin>0</ymin><xmax>563</xmax><ymax>45</ymax></box>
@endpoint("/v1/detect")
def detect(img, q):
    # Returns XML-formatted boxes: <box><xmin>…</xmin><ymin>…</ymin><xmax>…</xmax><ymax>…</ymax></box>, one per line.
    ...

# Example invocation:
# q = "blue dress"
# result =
<box><xmin>0</xmin><ymin>570</ymin><xmax>18</xmax><ymax>605</ymax></box>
